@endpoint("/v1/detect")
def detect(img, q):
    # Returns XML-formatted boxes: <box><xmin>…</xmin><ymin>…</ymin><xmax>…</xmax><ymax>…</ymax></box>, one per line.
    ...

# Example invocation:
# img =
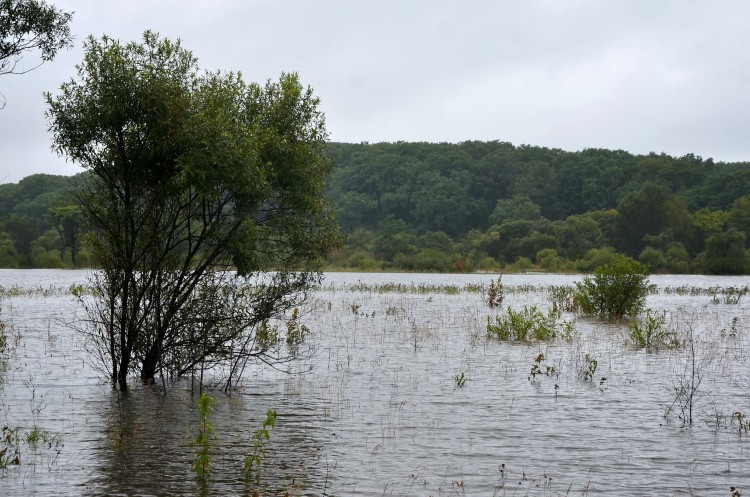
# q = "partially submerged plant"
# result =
<box><xmin>574</xmin><ymin>254</ymin><xmax>652</xmax><ymax>319</ymax></box>
<box><xmin>486</xmin><ymin>277</ymin><xmax>504</xmax><ymax>308</ymax></box>
<box><xmin>487</xmin><ymin>306</ymin><xmax>571</xmax><ymax>342</ymax></box>
<box><xmin>628</xmin><ymin>309</ymin><xmax>680</xmax><ymax>350</ymax></box>
<box><xmin>579</xmin><ymin>353</ymin><xmax>598</xmax><ymax>382</ymax></box>
<box><xmin>529</xmin><ymin>352</ymin><xmax>556</xmax><ymax>380</ymax></box>
<box><xmin>454</xmin><ymin>372</ymin><xmax>467</xmax><ymax>388</ymax></box>
<box><xmin>244</xmin><ymin>408</ymin><xmax>277</xmax><ymax>483</ymax></box>
<box><xmin>549</xmin><ymin>285</ymin><xmax>577</xmax><ymax>313</ymax></box>
<box><xmin>255</xmin><ymin>319</ymin><xmax>280</xmax><ymax>350</ymax></box>
<box><xmin>193</xmin><ymin>394</ymin><xmax>215</xmax><ymax>479</ymax></box>
<box><xmin>285</xmin><ymin>308</ymin><xmax>309</xmax><ymax>347</ymax></box>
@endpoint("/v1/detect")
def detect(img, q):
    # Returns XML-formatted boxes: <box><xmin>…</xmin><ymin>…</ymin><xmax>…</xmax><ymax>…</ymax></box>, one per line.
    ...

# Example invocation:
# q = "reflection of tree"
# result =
<box><xmin>92</xmin><ymin>386</ymin><xmax>328</xmax><ymax>496</ymax></box>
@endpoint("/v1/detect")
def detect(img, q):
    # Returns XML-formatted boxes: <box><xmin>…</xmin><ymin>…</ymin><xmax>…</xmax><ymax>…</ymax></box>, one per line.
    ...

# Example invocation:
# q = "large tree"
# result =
<box><xmin>46</xmin><ymin>32</ymin><xmax>339</xmax><ymax>390</ymax></box>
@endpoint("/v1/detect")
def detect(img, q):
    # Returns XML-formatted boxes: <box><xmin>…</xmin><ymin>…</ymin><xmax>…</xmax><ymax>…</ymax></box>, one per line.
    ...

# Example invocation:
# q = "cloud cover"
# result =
<box><xmin>1</xmin><ymin>0</ymin><xmax>749</xmax><ymax>183</ymax></box>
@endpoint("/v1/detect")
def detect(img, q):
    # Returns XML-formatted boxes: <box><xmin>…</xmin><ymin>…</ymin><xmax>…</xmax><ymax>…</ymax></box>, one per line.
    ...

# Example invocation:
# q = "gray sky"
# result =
<box><xmin>2</xmin><ymin>0</ymin><xmax>750</xmax><ymax>183</ymax></box>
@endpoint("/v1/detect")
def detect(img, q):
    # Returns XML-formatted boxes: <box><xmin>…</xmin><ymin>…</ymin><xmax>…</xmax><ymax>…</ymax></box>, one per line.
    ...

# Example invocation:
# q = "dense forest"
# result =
<box><xmin>2</xmin><ymin>141</ymin><xmax>750</xmax><ymax>273</ymax></box>
<box><xmin>327</xmin><ymin>141</ymin><xmax>750</xmax><ymax>274</ymax></box>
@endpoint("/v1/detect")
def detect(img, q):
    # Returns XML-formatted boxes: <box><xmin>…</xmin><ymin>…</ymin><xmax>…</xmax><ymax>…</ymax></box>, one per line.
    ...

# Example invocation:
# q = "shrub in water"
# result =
<box><xmin>487</xmin><ymin>306</ymin><xmax>563</xmax><ymax>342</ymax></box>
<box><xmin>574</xmin><ymin>253</ymin><xmax>652</xmax><ymax>319</ymax></box>
<box><xmin>628</xmin><ymin>309</ymin><xmax>680</xmax><ymax>350</ymax></box>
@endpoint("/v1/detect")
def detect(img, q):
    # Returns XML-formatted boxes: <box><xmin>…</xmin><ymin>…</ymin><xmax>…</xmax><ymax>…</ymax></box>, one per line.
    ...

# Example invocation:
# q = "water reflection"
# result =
<box><xmin>88</xmin><ymin>380</ymin><xmax>332</xmax><ymax>496</ymax></box>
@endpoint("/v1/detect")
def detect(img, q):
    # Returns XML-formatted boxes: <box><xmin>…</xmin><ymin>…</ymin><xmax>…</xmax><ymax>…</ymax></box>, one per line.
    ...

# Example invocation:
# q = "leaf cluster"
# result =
<box><xmin>0</xmin><ymin>0</ymin><xmax>73</xmax><ymax>76</ymax></box>
<box><xmin>243</xmin><ymin>408</ymin><xmax>277</xmax><ymax>482</ymax></box>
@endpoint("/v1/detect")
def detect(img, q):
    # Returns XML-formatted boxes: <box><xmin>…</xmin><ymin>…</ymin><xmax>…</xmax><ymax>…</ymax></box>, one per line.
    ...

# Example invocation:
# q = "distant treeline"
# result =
<box><xmin>2</xmin><ymin>141</ymin><xmax>750</xmax><ymax>273</ymax></box>
<box><xmin>326</xmin><ymin>141</ymin><xmax>750</xmax><ymax>274</ymax></box>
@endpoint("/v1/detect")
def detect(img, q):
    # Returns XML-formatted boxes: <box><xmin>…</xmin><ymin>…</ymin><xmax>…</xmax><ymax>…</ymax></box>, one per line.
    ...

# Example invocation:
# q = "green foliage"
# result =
<box><xmin>549</xmin><ymin>285</ymin><xmax>577</xmax><ymax>313</ymax></box>
<box><xmin>628</xmin><ymin>309</ymin><xmax>680</xmax><ymax>350</ymax></box>
<box><xmin>700</xmin><ymin>228</ymin><xmax>748</xmax><ymax>274</ymax></box>
<box><xmin>193</xmin><ymin>394</ymin><xmax>215</xmax><ymax>479</ymax></box>
<box><xmin>285</xmin><ymin>308</ymin><xmax>308</xmax><ymax>347</ymax></box>
<box><xmin>574</xmin><ymin>254</ymin><xmax>651</xmax><ymax>319</ymax></box>
<box><xmin>243</xmin><ymin>408</ymin><xmax>277</xmax><ymax>482</ymax></box>
<box><xmin>324</xmin><ymin>142</ymin><xmax>750</xmax><ymax>274</ymax></box>
<box><xmin>46</xmin><ymin>31</ymin><xmax>338</xmax><ymax>388</ymax></box>
<box><xmin>489</xmin><ymin>194</ymin><xmax>544</xmax><ymax>226</ymax></box>
<box><xmin>487</xmin><ymin>306</ymin><xmax>567</xmax><ymax>342</ymax></box>
<box><xmin>529</xmin><ymin>352</ymin><xmax>556</xmax><ymax>380</ymax></box>
<box><xmin>579</xmin><ymin>353</ymin><xmax>598</xmax><ymax>382</ymax></box>
<box><xmin>255</xmin><ymin>320</ymin><xmax>280</xmax><ymax>350</ymax></box>
<box><xmin>0</xmin><ymin>0</ymin><xmax>73</xmax><ymax>77</ymax></box>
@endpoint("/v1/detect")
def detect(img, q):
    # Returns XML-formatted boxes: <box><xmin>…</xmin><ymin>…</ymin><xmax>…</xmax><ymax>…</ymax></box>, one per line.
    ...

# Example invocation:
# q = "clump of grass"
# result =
<box><xmin>487</xmin><ymin>306</ymin><xmax>569</xmax><ymax>342</ymax></box>
<box><xmin>549</xmin><ymin>285</ymin><xmax>577</xmax><ymax>313</ymax></box>
<box><xmin>628</xmin><ymin>309</ymin><xmax>681</xmax><ymax>350</ymax></box>
<box><xmin>711</xmin><ymin>287</ymin><xmax>745</xmax><ymax>304</ymax></box>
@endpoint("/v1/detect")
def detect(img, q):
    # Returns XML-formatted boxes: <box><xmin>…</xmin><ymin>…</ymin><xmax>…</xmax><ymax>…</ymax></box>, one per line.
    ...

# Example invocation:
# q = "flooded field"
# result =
<box><xmin>1</xmin><ymin>269</ymin><xmax>749</xmax><ymax>496</ymax></box>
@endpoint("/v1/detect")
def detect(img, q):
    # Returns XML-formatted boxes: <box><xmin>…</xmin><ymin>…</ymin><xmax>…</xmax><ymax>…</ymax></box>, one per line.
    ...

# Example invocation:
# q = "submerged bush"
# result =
<box><xmin>628</xmin><ymin>309</ymin><xmax>680</xmax><ymax>350</ymax></box>
<box><xmin>487</xmin><ymin>305</ymin><xmax>568</xmax><ymax>341</ymax></box>
<box><xmin>485</xmin><ymin>276</ymin><xmax>504</xmax><ymax>307</ymax></box>
<box><xmin>574</xmin><ymin>254</ymin><xmax>652</xmax><ymax>319</ymax></box>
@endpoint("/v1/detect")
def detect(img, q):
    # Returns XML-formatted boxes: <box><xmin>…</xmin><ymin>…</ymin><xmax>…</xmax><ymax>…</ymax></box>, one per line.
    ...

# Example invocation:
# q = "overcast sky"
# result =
<box><xmin>2</xmin><ymin>0</ymin><xmax>750</xmax><ymax>183</ymax></box>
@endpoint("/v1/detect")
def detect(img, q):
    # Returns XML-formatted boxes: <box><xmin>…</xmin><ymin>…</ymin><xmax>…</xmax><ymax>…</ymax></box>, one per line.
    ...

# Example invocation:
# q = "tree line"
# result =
<box><xmin>326</xmin><ymin>141</ymin><xmax>750</xmax><ymax>274</ymax></box>
<box><xmin>1</xmin><ymin>140</ymin><xmax>749</xmax><ymax>274</ymax></box>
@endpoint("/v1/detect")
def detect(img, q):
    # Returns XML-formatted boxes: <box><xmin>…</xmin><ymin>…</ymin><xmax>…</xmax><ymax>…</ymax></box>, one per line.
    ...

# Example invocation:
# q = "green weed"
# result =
<box><xmin>255</xmin><ymin>319</ymin><xmax>280</xmax><ymax>349</ymax></box>
<box><xmin>579</xmin><ymin>353</ymin><xmax>598</xmax><ymax>382</ymax></box>
<box><xmin>454</xmin><ymin>372</ymin><xmax>467</xmax><ymax>389</ymax></box>
<box><xmin>244</xmin><ymin>408</ymin><xmax>277</xmax><ymax>483</ymax></box>
<box><xmin>487</xmin><ymin>306</ymin><xmax>564</xmax><ymax>342</ymax></box>
<box><xmin>285</xmin><ymin>308</ymin><xmax>309</xmax><ymax>347</ymax></box>
<box><xmin>529</xmin><ymin>352</ymin><xmax>556</xmax><ymax>380</ymax></box>
<box><xmin>549</xmin><ymin>285</ymin><xmax>577</xmax><ymax>313</ymax></box>
<box><xmin>193</xmin><ymin>394</ymin><xmax>215</xmax><ymax>479</ymax></box>
<box><xmin>628</xmin><ymin>310</ymin><xmax>680</xmax><ymax>350</ymax></box>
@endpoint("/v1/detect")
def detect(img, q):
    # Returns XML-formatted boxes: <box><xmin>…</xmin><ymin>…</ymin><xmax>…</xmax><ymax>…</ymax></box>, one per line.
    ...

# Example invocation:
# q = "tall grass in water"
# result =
<box><xmin>193</xmin><ymin>394</ymin><xmax>215</xmax><ymax>479</ymax></box>
<box><xmin>487</xmin><ymin>306</ymin><xmax>564</xmax><ymax>342</ymax></box>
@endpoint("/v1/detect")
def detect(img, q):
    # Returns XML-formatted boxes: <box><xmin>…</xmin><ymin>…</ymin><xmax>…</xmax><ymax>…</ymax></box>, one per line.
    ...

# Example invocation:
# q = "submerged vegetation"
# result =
<box><xmin>1</xmin><ymin>271</ymin><xmax>749</xmax><ymax>494</ymax></box>
<box><xmin>574</xmin><ymin>254</ymin><xmax>652</xmax><ymax>319</ymax></box>
<box><xmin>486</xmin><ymin>305</ymin><xmax>567</xmax><ymax>342</ymax></box>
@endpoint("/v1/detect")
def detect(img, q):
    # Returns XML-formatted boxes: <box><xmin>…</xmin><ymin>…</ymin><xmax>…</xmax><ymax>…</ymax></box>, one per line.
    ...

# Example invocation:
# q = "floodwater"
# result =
<box><xmin>1</xmin><ymin>269</ymin><xmax>749</xmax><ymax>496</ymax></box>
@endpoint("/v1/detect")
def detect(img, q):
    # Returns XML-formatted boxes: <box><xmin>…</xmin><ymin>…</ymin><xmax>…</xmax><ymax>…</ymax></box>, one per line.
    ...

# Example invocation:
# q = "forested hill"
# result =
<box><xmin>326</xmin><ymin>141</ymin><xmax>750</xmax><ymax>274</ymax></box>
<box><xmin>1</xmin><ymin>141</ymin><xmax>750</xmax><ymax>273</ymax></box>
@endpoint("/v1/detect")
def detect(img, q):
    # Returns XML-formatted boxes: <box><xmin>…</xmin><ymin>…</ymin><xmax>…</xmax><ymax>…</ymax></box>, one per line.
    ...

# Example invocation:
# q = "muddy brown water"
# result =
<box><xmin>0</xmin><ymin>269</ymin><xmax>748</xmax><ymax>496</ymax></box>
